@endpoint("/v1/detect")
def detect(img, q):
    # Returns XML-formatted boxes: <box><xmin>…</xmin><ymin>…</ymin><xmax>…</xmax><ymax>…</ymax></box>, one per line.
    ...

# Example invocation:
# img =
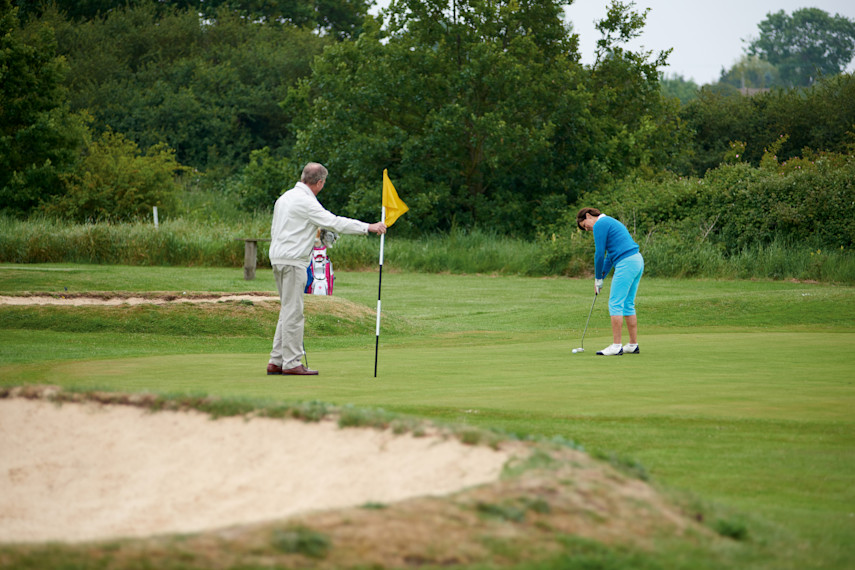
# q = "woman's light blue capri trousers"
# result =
<box><xmin>608</xmin><ymin>252</ymin><xmax>644</xmax><ymax>316</ymax></box>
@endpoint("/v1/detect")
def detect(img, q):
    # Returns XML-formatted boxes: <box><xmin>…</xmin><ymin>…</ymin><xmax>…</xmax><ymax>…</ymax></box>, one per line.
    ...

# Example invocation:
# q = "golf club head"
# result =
<box><xmin>573</xmin><ymin>347</ymin><xmax>584</xmax><ymax>353</ymax></box>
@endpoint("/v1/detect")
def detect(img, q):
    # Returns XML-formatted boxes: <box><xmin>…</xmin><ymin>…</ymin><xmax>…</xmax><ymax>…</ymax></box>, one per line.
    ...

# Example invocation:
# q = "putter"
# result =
<box><xmin>572</xmin><ymin>291</ymin><xmax>598</xmax><ymax>353</ymax></box>
<box><xmin>302</xmin><ymin>342</ymin><xmax>309</xmax><ymax>368</ymax></box>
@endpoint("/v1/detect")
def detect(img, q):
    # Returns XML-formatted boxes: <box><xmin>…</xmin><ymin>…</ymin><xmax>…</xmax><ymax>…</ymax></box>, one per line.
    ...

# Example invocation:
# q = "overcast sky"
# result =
<box><xmin>370</xmin><ymin>0</ymin><xmax>855</xmax><ymax>85</ymax></box>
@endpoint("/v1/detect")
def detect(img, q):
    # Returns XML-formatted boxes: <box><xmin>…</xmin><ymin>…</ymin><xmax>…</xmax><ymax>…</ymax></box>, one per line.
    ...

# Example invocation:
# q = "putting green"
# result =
<box><xmin>18</xmin><ymin>330</ymin><xmax>854</xmax><ymax>423</ymax></box>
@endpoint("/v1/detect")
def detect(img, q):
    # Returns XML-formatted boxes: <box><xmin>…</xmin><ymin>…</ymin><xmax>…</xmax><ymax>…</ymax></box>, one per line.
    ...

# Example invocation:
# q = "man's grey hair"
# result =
<box><xmin>301</xmin><ymin>162</ymin><xmax>328</xmax><ymax>185</ymax></box>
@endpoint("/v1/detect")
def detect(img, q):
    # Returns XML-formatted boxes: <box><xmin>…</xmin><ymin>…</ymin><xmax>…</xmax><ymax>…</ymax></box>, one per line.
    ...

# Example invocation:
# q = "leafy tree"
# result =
<box><xmin>0</xmin><ymin>0</ymin><xmax>87</xmax><ymax>216</ymax></box>
<box><xmin>586</xmin><ymin>1</ymin><xmax>684</xmax><ymax>181</ymax></box>
<box><xmin>759</xmin><ymin>74</ymin><xmax>855</xmax><ymax>158</ymax></box>
<box><xmin>42</xmin><ymin>3</ymin><xmax>329</xmax><ymax>175</ymax></box>
<box><xmin>16</xmin><ymin>0</ymin><xmax>375</xmax><ymax>39</ymax></box>
<box><xmin>747</xmin><ymin>8</ymin><xmax>855</xmax><ymax>87</ymax></box>
<box><xmin>13</xmin><ymin>0</ymin><xmax>144</xmax><ymax>21</ymax></box>
<box><xmin>718</xmin><ymin>55</ymin><xmax>779</xmax><ymax>90</ymax></box>
<box><xmin>233</xmin><ymin>147</ymin><xmax>295</xmax><ymax>212</ymax></box>
<box><xmin>679</xmin><ymin>73</ymin><xmax>855</xmax><ymax>175</ymax></box>
<box><xmin>660</xmin><ymin>73</ymin><xmax>699</xmax><ymax>104</ymax></box>
<box><xmin>43</xmin><ymin>130</ymin><xmax>184</xmax><ymax>222</ymax></box>
<box><xmin>311</xmin><ymin>0</ymin><xmax>376</xmax><ymax>40</ymax></box>
<box><xmin>292</xmin><ymin>0</ymin><xmax>584</xmax><ymax>235</ymax></box>
<box><xmin>291</xmin><ymin>0</ymin><xmax>681</xmax><ymax>236</ymax></box>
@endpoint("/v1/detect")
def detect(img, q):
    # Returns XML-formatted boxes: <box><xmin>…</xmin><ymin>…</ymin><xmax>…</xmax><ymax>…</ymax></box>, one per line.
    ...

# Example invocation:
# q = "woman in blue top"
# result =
<box><xmin>576</xmin><ymin>208</ymin><xmax>644</xmax><ymax>356</ymax></box>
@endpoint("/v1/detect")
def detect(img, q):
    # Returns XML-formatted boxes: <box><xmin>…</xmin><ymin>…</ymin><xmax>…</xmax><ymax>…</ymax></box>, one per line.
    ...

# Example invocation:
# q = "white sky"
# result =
<box><xmin>370</xmin><ymin>0</ymin><xmax>855</xmax><ymax>85</ymax></box>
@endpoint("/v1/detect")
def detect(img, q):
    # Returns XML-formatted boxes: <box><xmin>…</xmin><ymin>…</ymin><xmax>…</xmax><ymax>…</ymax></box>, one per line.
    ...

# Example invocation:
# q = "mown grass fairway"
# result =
<box><xmin>1</xmin><ymin>263</ymin><xmax>854</xmax><ymax>569</ymax></box>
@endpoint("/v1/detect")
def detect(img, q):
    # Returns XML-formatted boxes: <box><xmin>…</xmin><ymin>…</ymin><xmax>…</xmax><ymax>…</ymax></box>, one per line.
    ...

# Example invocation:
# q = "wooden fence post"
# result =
<box><xmin>237</xmin><ymin>238</ymin><xmax>270</xmax><ymax>281</ymax></box>
<box><xmin>244</xmin><ymin>240</ymin><xmax>258</xmax><ymax>280</ymax></box>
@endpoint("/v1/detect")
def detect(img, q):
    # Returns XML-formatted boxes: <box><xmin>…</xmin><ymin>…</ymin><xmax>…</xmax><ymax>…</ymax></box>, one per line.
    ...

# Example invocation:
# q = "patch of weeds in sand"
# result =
<box><xmin>193</xmin><ymin>397</ymin><xmax>260</xmax><ymax>419</ymax></box>
<box><xmin>503</xmin><ymin>448</ymin><xmax>560</xmax><ymax>478</ymax></box>
<box><xmin>459</xmin><ymin>427</ymin><xmax>484</xmax><ymax>445</ymax></box>
<box><xmin>271</xmin><ymin>526</ymin><xmax>331</xmax><ymax>559</ymax></box>
<box><xmin>337</xmin><ymin>404</ymin><xmax>394</xmax><ymax>429</ymax></box>
<box><xmin>284</xmin><ymin>400</ymin><xmax>332</xmax><ymax>422</ymax></box>
<box><xmin>449</xmin><ymin>424</ymin><xmax>508</xmax><ymax>450</ymax></box>
<box><xmin>390</xmin><ymin>415</ymin><xmax>425</xmax><ymax>435</ymax></box>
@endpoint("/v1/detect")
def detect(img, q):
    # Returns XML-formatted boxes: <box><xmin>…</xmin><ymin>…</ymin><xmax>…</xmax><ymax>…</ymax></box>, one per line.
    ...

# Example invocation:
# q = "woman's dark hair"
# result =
<box><xmin>576</xmin><ymin>208</ymin><xmax>602</xmax><ymax>230</ymax></box>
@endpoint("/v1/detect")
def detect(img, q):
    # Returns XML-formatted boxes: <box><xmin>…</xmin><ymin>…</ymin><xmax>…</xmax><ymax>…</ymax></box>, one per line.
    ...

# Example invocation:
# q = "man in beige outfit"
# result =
<box><xmin>267</xmin><ymin>162</ymin><xmax>386</xmax><ymax>375</ymax></box>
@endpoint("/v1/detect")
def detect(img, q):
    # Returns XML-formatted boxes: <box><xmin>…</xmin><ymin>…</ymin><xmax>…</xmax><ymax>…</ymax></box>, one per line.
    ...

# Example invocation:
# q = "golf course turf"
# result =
<box><xmin>1</xmin><ymin>263</ymin><xmax>853</xmax><ymax>569</ymax></box>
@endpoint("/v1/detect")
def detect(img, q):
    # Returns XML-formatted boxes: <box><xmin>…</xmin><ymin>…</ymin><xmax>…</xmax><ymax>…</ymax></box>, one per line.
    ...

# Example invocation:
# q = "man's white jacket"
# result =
<box><xmin>269</xmin><ymin>182</ymin><xmax>369</xmax><ymax>268</ymax></box>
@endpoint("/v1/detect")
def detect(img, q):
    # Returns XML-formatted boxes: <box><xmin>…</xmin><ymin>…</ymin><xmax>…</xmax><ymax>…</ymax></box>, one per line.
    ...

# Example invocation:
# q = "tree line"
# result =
<box><xmin>662</xmin><ymin>7</ymin><xmax>855</xmax><ymax>99</ymax></box>
<box><xmin>2</xmin><ymin>0</ymin><xmax>854</xmax><ymax>240</ymax></box>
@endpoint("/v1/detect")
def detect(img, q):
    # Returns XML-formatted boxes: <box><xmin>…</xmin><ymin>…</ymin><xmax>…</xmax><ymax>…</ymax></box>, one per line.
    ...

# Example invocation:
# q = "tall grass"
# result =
<box><xmin>641</xmin><ymin>236</ymin><xmax>855</xmax><ymax>282</ymax></box>
<box><xmin>2</xmin><ymin>215</ymin><xmax>853</xmax><ymax>283</ymax></box>
<box><xmin>0</xmin><ymin>214</ymin><xmax>269</xmax><ymax>267</ymax></box>
<box><xmin>336</xmin><ymin>228</ymin><xmax>547</xmax><ymax>275</ymax></box>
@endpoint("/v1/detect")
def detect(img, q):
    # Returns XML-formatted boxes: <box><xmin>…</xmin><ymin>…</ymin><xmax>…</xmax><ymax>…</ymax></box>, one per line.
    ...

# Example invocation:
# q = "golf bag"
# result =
<box><xmin>305</xmin><ymin>245</ymin><xmax>334</xmax><ymax>295</ymax></box>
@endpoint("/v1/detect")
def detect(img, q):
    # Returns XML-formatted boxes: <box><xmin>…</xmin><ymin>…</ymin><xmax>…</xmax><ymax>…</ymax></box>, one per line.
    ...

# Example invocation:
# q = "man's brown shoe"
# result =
<box><xmin>267</xmin><ymin>363</ymin><xmax>283</xmax><ymax>375</ymax></box>
<box><xmin>282</xmin><ymin>364</ymin><xmax>319</xmax><ymax>376</ymax></box>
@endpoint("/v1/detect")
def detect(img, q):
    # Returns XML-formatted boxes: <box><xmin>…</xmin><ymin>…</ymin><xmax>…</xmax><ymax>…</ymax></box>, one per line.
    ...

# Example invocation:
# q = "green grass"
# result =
<box><xmin>1</xmin><ymin>263</ymin><xmax>854</xmax><ymax>568</ymax></box>
<box><xmin>4</xmin><ymin>217</ymin><xmax>855</xmax><ymax>282</ymax></box>
<box><xmin>0</xmin><ymin>263</ymin><xmax>273</xmax><ymax>293</ymax></box>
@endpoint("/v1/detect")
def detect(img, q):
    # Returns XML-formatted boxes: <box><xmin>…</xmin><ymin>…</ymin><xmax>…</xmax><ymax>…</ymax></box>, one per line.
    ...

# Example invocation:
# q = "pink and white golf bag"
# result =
<box><xmin>306</xmin><ymin>245</ymin><xmax>334</xmax><ymax>295</ymax></box>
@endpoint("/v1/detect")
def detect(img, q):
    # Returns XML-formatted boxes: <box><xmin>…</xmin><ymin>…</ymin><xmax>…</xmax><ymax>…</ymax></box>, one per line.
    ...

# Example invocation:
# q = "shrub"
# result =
<box><xmin>679</xmin><ymin>73</ymin><xmax>855</xmax><ymax>175</ymax></box>
<box><xmin>571</xmin><ymin>153</ymin><xmax>855</xmax><ymax>254</ymax></box>
<box><xmin>539</xmin><ymin>229</ymin><xmax>594</xmax><ymax>277</ymax></box>
<box><xmin>701</xmin><ymin>155</ymin><xmax>855</xmax><ymax>250</ymax></box>
<box><xmin>42</xmin><ymin>130</ymin><xmax>184</xmax><ymax>223</ymax></box>
<box><xmin>233</xmin><ymin>148</ymin><xmax>298</xmax><ymax>213</ymax></box>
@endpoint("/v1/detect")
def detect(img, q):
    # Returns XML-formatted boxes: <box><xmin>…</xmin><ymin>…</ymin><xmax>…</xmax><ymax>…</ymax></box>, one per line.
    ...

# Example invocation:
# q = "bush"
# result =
<box><xmin>701</xmin><ymin>154</ymin><xmax>855</xmax><ymax>250</ymax></box>
<box><xmin>232</xmin><ymin>148</ymin><xmax>297</xmax><ymax>213</ymax></box>
<box><xmin>538</xmin><ymin>229</ymin><xmax>595</xmax><ymax>277</ymax></box>
<box><xmin>571</xmin><ymin>152</ymin><xmax>855</xmax><ymax>254</ymax></box>
<box><xmin>42</xmin><ymin>130</ymin><xmax>184</xmax><ymax>223</ymax></box>
<box><xmin>679</xmin><ymin>73</ymin><xmax>855</xmax><ymax>175</ymax></box>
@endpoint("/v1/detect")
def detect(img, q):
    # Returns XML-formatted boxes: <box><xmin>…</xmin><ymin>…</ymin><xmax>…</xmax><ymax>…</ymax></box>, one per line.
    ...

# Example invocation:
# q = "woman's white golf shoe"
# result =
<box><xmin>596</xmin><ymin>343</ymin><xmax>624</xmax><ymax>356</ymax></box>
<box><xmin>622</xmin><ymin>343</ymin><xmax>640</xmax><ymax>354</ymax></box>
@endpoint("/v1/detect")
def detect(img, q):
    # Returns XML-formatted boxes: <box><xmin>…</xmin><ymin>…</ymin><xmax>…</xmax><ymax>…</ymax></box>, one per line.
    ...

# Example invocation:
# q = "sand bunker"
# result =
<box><xmin>0</xmin><ymin>398</ymin><xmax>512</xmax><ymax>544</ymax></box>
<box><xmin>0</xmin><ymin>293</ymin><xmax>279</xmax><ymax>306</ymax></box>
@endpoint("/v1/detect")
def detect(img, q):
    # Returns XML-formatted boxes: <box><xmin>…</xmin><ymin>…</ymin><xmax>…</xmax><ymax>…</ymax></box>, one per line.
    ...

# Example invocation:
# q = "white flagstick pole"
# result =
<box><xmin>374</xmin><ymin>206</ymin><xmax>386</xmax><ymax>377</ymax></box>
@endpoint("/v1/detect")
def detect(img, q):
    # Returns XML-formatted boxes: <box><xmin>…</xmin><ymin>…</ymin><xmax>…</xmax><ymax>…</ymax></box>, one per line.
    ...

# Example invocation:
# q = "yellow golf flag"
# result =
<box><xmin>382</xmin><ymin>169</ymin><xmax>408</xmax><ymax>227</ymax></box>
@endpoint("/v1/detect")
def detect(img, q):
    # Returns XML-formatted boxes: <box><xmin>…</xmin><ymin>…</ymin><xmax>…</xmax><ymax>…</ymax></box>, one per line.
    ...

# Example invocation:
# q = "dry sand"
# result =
<box><xmin>0</xmin><ymin>398</ymin><xmax>512</xmax><ymax>544</ymax></box>
<box><xmin>0</xmin><ymin>293</ymin><xmax>279</xmax><ymax>306</ymax></box>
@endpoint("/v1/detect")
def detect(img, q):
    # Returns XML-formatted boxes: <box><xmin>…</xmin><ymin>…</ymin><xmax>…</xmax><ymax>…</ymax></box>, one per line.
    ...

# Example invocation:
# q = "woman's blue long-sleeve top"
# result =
<box><xmin>593</xmin><ymin>216</ymin><xmax>640</xmax><ymax>279</ymax></box>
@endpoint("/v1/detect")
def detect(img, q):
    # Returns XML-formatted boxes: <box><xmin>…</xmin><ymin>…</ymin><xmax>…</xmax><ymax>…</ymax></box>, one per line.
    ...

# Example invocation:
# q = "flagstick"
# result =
<box><xmin>374</xmin><ymin>206</ymin><xmax>386</xmax><ymax>377</ymax></box>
